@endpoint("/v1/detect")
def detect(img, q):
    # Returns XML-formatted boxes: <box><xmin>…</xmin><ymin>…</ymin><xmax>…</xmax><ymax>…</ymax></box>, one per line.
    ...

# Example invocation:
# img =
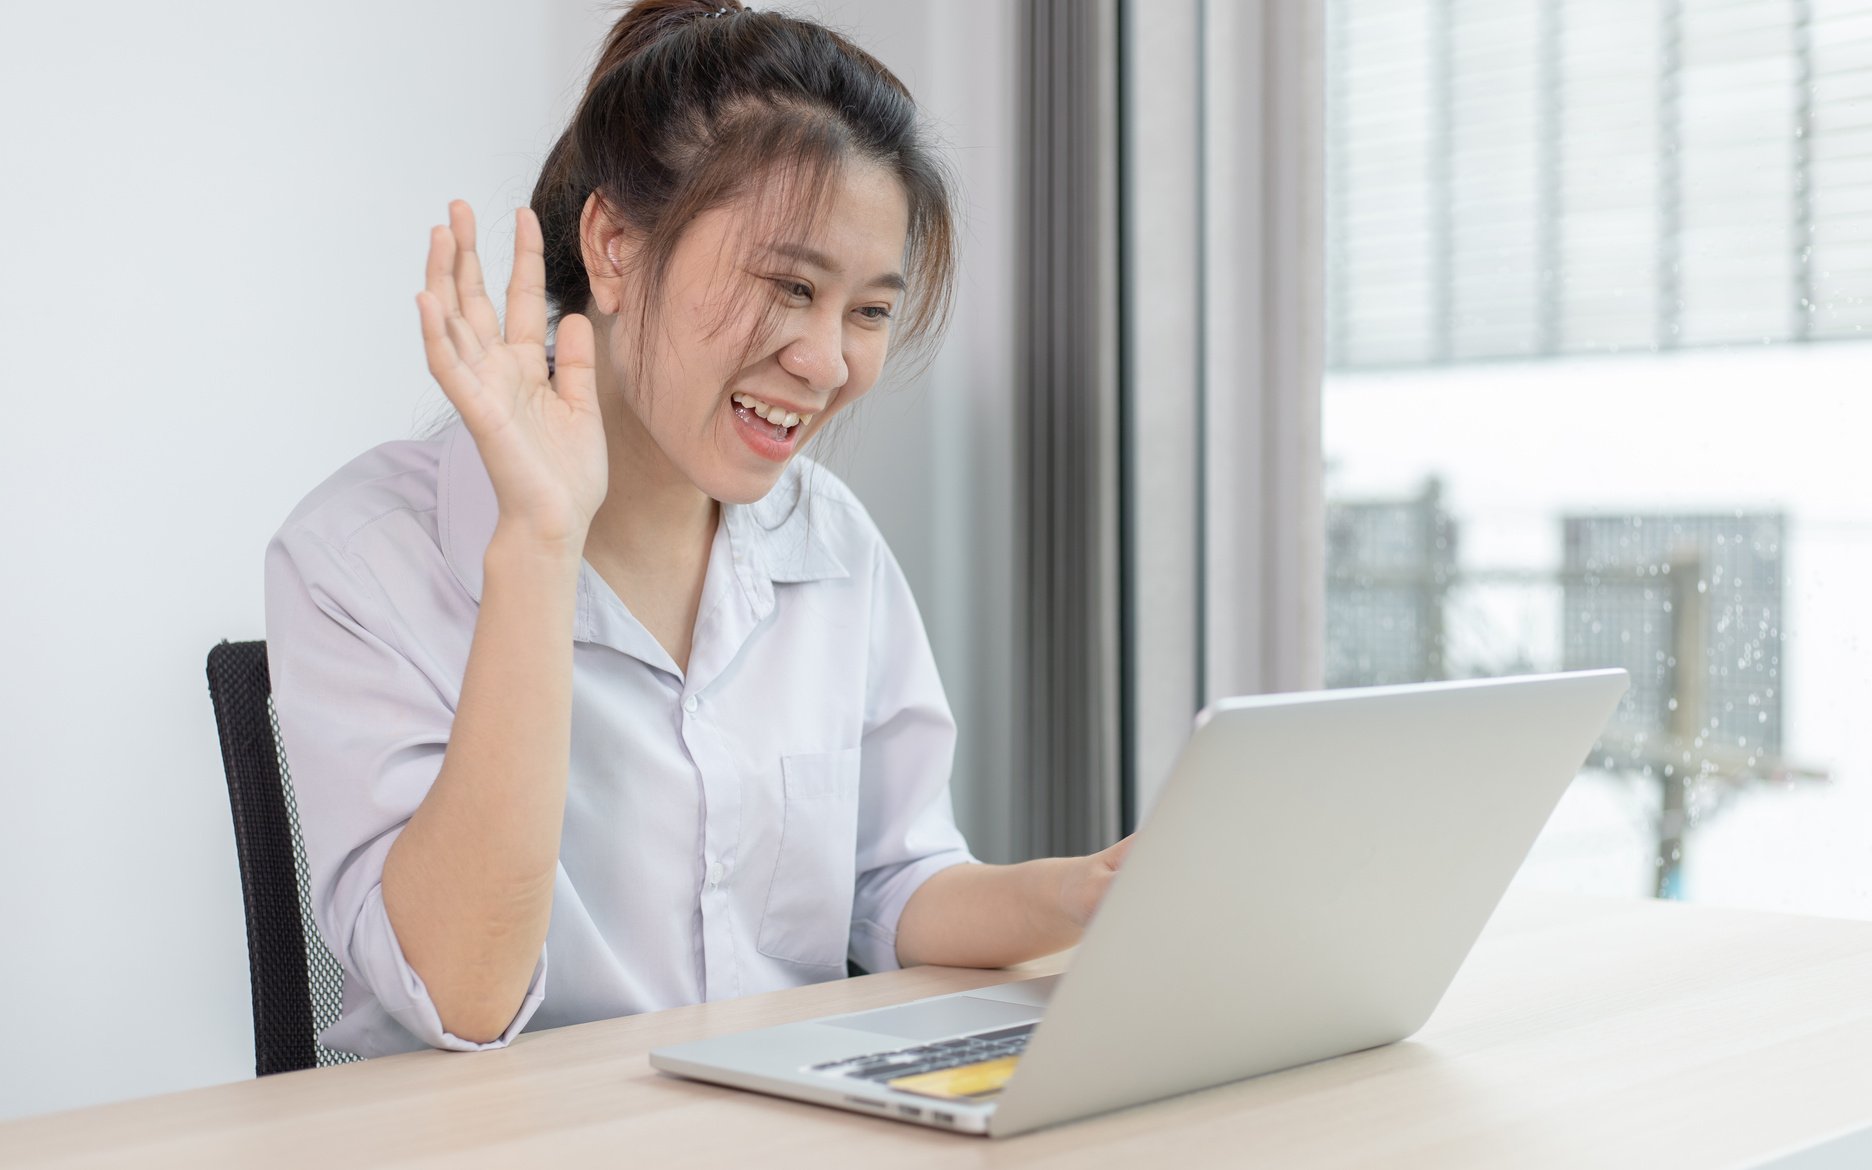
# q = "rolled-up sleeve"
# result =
<box><xmin>264</xmin><ymin>521</ymin><xmax>546</xmax><ymax>1053</ymax></box>
<box><xmin>847</xmin><ymin>541</ymin><xmax>977</xmax><ymax>974</ymax></box>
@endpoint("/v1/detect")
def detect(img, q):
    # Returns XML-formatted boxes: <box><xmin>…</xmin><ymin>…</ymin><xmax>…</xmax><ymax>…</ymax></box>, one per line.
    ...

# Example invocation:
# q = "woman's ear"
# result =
<box><xmin>579</xmin><ymin>192</ymin><xmax>628</xmax><ymax>317</ymax></box>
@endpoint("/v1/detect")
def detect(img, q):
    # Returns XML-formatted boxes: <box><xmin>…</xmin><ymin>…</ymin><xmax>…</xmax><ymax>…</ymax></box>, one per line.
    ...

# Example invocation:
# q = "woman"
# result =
<box><xmin>266</xmin><ymin>0</ymin><xmax>1130</xmax><ymax>1058</ymax></box>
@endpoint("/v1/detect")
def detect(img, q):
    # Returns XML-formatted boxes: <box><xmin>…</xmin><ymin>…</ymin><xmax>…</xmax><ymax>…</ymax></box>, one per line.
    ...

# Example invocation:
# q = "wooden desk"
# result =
<box><xmin>7</xmin><ymin>891</ymin><xmax>1872</xmax><ymax>1168</ymax></box>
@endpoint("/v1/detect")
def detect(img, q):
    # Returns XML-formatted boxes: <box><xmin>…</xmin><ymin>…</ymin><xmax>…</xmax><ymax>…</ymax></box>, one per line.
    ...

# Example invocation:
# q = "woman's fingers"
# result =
<box><xmin>424</xmin><ymin>219</ymin><xmax>486</xmax><ymax>366</ymax></box>
<box><xmin>1101</xmin><ymin>833</ymin><xmax>1135</xmax><ymax>872</ymax></box>
<box><xmin>445</xmin><ymin>314</ymin><xmax>488</xmax><ymax>368</ymax></box>
<box><xmin>424</xmin><ymin>224</ymin><xmax>463</xmax><ymax>318</ymax></box>
<box><xmin>420</xmin><ymin>206</ymin><xmax>578</xmax><ymax>449</ymax></box>
<box><xmin>506</xmin><ymin>207</ymin><xmax>549</xmax><ymax>350</ymax></box>
<box><xmin>415</xmin><ymin>290</ymin><xmax>480</xmax><ymax>416</ymax></box>
<box><xmin>551</xmin><ymin>312</ymin><xmax>599</xmax><ymax>413</ymax></box>
<box><xmin>448</xmin><ymin>200</ymin><xmax>504</xmax><ymax>347</ymax></box>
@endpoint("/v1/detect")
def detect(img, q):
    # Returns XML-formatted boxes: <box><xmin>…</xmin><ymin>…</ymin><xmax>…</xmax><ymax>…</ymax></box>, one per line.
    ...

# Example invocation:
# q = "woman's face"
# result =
<box><xmin>595</xmin><ymin>162</ymin><xmax>911</xmax><ymax>506</ymax></box>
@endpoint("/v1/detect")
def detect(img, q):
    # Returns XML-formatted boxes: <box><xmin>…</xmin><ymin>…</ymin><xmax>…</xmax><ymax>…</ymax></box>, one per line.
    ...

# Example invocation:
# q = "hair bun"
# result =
<box><xmin>587</xmin><ymin>0</ymin><xmax>748</xmax><ymax>95</ymax></box>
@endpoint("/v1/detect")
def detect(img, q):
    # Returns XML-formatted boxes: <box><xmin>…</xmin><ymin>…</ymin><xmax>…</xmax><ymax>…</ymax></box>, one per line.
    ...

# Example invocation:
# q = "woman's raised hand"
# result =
<box><xmin>416</xmin><ymin>201</ymin><xmax>608</xmax><ymax>550</ymax></box>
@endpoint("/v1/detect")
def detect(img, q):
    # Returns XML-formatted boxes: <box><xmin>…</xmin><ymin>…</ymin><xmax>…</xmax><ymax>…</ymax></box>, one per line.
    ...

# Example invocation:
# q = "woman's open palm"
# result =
<box><xmin>416</xmin><ymin>201</ymin><xmax>608</xmax><ymax>547</ymax></box>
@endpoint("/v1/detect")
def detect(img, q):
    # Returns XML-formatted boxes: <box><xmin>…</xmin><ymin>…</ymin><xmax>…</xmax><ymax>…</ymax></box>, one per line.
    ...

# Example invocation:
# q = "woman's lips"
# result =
<box><xmin>731</xmin><ymin>398</ymin><xmax>800</xmax><ymax>461</ymax></box>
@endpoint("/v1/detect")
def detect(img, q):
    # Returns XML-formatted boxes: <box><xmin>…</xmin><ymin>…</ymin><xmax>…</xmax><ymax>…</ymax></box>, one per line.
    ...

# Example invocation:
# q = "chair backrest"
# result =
<box><xmin>206</xmin><ymin>639</ymin><xmax>360</xmax><ymax>1076</ymax></box>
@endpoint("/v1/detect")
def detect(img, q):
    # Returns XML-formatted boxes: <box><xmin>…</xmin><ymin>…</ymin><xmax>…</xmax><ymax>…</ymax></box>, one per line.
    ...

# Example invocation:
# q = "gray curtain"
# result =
<box><xmin>1017</xmin><ymin>0</ymin><xmax>1124</xmax><ymax>860</ymax></box>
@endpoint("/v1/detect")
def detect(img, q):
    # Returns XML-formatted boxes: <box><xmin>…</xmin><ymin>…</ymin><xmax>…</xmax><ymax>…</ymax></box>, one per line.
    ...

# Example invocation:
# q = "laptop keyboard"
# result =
<box><xmin>809</xmin><ymin>1023</ymin><xmax>1035</xmax><ymax>1081</ymax></box>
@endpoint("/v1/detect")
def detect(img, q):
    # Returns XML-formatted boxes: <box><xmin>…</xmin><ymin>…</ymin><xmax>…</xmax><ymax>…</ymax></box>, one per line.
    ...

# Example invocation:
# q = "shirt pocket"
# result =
<box><xmin>756</xmin><ymin>747</ymin><xmax>863</xmax><ymax>968</ymax></box>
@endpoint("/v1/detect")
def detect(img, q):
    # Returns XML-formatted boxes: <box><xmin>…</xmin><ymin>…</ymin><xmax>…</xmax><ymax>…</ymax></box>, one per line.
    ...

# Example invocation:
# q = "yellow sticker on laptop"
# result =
<box><xmin>887</xmin><ymin>1056</ymin><xmax>1020</xmax><ymax>1101</ymax></box>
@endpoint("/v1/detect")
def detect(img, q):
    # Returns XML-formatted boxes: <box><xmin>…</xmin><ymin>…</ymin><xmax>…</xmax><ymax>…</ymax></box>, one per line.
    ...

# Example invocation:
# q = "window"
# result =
<box><xmin>1325</xmin><ymin>0</ymin><xmax>1872</xmax><ymax>916</ymax></box>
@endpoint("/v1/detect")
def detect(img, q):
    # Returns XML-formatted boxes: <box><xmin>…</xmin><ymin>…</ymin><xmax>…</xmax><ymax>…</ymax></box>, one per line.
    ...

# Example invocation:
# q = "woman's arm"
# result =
<box><xmin>379</xmin><ymin>202</ymin><xmax>608</xmax><ymax>1044</ymax></box>
<box><xmin>892</xmin><ymin>836</ymin><xmax>1133</xmax><ymax>969</ymax></box>
<box><xmin>379</xmin><ymin>531</ymin><xmax>581</xmax><ymax>1044</ymax></box>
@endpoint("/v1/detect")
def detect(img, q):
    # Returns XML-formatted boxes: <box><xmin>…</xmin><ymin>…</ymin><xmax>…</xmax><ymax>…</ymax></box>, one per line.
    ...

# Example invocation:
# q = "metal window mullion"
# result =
<box><xmin>1195</xmin><ymin>0</ymin><xmax>1210</xmax><ymax>714</ymax></box>
<box><xmin>1202</xmin><ymin>0</ymin><xmax>1326</xmax><ymax>704</ymax></box>
<box><xmin>1660</xmin><ymin>0</ymin><xmax>1685</xmax><ymax>350</ymax></box>
<box><xmin>1121</xmin><ymin>0</ymin><xmax>1204</xmax><ymax>823</ymax></box>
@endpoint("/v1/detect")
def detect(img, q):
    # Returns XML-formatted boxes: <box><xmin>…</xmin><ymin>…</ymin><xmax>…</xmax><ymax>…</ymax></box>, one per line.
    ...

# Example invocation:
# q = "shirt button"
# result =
<box><xmin>706</xmin><ymin>861</ymin><xmax>725</xmax><ymax>889</ymax></box>
<box><xmin>684</xmin><ymin>694</ymin><xmax>699</xmax><ymax>714</ymax></box>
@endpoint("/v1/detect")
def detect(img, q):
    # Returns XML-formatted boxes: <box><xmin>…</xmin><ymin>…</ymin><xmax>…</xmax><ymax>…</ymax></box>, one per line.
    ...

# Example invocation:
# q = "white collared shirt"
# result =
<box><xmin>264</xmin><ymin>422</ymin><xmax>975</xmax><ymax>1057</ymax></box>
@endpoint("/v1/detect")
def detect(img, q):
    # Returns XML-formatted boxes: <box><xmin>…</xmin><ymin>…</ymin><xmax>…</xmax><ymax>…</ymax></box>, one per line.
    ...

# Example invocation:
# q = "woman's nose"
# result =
<box><xmin>778</xmin><ymin>311</ymin><xmax>848</xmax><ymax>394</ymax></box>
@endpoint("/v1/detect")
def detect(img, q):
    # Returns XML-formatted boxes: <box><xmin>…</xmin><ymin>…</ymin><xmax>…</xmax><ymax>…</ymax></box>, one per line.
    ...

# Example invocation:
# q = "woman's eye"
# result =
<box><xmin>774</xmin><ymin>279</ymin><xmax>813</xmax><ymax>300</ymax></box>
<box><xmin>857</xmin><ymin>305</ymin><xmax>894</xmax><ymax>323</ymax></box>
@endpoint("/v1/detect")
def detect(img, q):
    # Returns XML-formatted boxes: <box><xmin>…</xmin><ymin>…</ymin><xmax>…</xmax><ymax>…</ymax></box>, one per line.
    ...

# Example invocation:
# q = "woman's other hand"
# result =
<box><xmin>895</xmin><ymin>834</ymin><xmax>1138</xmax><ymax>969</ymax></box>
<box><xmin>1058</xmin><ymin>833</ymin><xmax>1135</xmax><ymax>929</ymax></box>
<box><xmin>415</xmin><ymin>201</ymin><xmax>608</xmax><ymax>550</ymax></box>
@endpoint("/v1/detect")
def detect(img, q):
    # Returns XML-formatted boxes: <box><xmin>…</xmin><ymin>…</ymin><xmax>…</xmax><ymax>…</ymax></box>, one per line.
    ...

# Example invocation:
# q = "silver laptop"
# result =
<box><xmin>650</xmin><ymin>670</ymin><xmax>1630</xmax><ymax>1137</ymax></box>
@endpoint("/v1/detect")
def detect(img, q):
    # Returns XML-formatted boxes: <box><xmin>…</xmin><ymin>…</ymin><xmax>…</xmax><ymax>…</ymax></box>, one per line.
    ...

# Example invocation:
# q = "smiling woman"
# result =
<box><xmin>573</xmin><ymin>162</ymin><xmax>912</xmax><ymax>504</ymax></box>
<box><xmin>262</xmin><ymin>0</ymin><xmax>1131</xmax><ymax>1058</ymax></box>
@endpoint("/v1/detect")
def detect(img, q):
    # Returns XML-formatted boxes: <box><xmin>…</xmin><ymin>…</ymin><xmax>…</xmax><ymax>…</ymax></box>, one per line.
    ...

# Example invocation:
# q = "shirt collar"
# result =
<box><xmin>437</xmin><ymin>420</ymin><xmax>848</xmax><ymax>612</ymax></box>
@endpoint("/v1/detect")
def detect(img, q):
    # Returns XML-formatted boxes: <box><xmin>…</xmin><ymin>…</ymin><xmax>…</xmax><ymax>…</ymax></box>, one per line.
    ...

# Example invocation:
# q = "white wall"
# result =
<box><xmin>0</xmin><ymin>0</ymin><xmax>1019</xmax><ymax>1122</ymax></box>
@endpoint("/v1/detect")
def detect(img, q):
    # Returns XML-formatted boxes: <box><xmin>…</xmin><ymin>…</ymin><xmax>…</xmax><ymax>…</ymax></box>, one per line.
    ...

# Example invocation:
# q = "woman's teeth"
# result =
<box><xmin>732</xmin><ymin>392</ymin><xmax>811</xmax><ymax>430</ymax></box>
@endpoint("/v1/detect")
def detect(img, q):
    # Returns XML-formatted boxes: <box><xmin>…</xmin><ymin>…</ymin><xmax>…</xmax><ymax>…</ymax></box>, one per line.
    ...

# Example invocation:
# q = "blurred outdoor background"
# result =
<box><xmin>1325</xmin><ymin>0</ymin><xmax>1872</xmax><ymax>918</ymax></box>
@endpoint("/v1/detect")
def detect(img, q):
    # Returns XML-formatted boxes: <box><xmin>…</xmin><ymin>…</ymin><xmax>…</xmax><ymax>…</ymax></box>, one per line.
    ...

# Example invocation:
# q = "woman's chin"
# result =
<box><xmin>693</xmin><ymin>425</ymin><xmax>802</xmax><ymax>505</ymax></box>
<box><xmin>696</xmin><ymin>462</ymin><xmax>788</xmax><ymax>507</ymax></box>
<box><xmin>715</xmin><ymin>484</ymin><xmax>779</xmax><ymax>507</ymax></box>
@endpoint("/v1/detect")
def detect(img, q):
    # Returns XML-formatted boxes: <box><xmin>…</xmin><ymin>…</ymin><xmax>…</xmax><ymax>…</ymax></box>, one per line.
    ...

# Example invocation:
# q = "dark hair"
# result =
<box><xmin>530</xmin><ymin>0</ymin><xmax>957</xmax><ymax>379</ymax></box>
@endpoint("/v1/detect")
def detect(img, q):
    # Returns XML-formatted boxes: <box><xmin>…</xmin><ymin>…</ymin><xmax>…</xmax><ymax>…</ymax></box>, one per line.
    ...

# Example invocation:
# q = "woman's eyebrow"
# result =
<box><xmin>763</xmin><ymin>242</ymin><xmax>906</xmax><ymax>293</ymax></box>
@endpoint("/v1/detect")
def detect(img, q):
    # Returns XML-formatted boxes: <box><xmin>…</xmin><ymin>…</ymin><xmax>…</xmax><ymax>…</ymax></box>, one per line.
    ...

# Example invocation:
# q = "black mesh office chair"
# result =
<box><xmin>206</xmin><ymin>639</ymin><xmax>360</xmax><ymax>1076</ymax></box>
<box><xmin>208</xmin><ymin>638</ymin><xmax>868</xmax><ymax>1073</ymax></box>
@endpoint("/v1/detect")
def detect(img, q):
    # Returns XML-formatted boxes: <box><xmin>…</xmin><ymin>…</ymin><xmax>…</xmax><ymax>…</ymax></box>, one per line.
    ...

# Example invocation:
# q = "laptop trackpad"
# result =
<box><xmin>826</xmin><ymin>996</ymin><xmax>1041</xmax><ymax>1043</ymax></box>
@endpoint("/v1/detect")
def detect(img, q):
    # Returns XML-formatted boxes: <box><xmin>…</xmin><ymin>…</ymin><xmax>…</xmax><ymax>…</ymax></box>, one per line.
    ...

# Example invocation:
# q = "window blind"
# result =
<box><xmin>1326</xmin><ymin>0</ymin><xmax>1872</xmax><ymax>367</ymax></box>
